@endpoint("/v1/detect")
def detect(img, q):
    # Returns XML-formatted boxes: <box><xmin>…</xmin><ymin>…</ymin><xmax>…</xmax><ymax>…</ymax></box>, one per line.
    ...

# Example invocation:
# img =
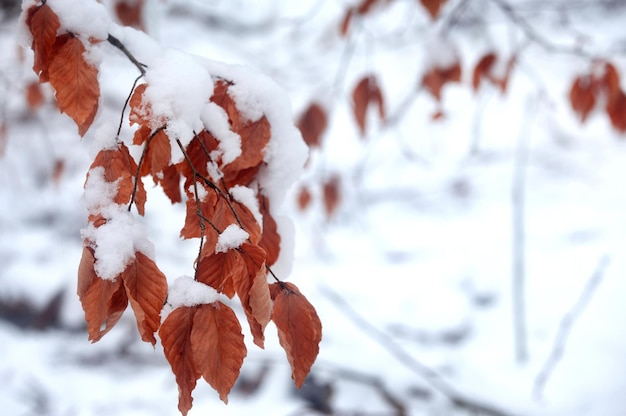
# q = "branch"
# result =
<box><xmin>533</xmin><ymin>255</ymin><xmax>610</xmax><ymax>401</ymax></box>
<box><xmin>319</xmin><ymin>285</ymin><xmax>522</xmax><ymax>416</ymax></box>
<box><xmin>489</xmin><ymin>0</ymin><xmax>595</xmax><ymax>59</ymax></box>
<box><xmin>107</xmin><ymin>34</ymin><xmax>147</xmax><ymax>75</ymax></box>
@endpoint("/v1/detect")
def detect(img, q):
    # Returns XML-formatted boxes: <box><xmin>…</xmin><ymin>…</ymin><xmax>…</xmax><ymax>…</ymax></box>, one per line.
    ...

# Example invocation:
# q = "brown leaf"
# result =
<box><xmin>270</xmin><ymin>282</ymin><xmax>322</xmax><ymax>388</ymax></box>
<box><xmin>129</xmin><ymin>83</ymin><xmax>152</xmax><ymax>127</ymax></box>
<box><xmin>297</xmin><ymin>186</ymin><xmax>312</xmax><ymax>212</ymax></box>
<box><xmin>196</xmin><ymin>248</ymin><xmax>245</xmax><ymax>298</ymax></box>
<box><xmin>235</xmin><ymin>243</ymin><xmax>271</xmax><ymax>348</ymax></box>
<box><xmin>121</xmin><ymin>252</ymin><xmax>168</xmax><ymax>345</ymax></box>
<box><xmin>606</xmin><ymin>90</ymin><xmax>626</xmax><ymax>133</ymax></box>
<box><xmin>569</xmin><ymin>75</ymin><xmax>596</xmax><ymax>123</ymax></box>
<box><xmin>26</xmin><ymin>81</ymin><xmax>45</xmax><ymax>111</ymax></box>
<box><xmin>472</xmin><ymin>53</ymin><xmax>496</xmax><ymax>91</ymax></box>
<box><xmin>156</xmin><ymin>164</ymin><xmax>182</xmax><ymax>204</ymax></box>
<box><xmin>191</xmin><ymin>302</ymin><xmax>247</xmax><ymax>403</ymax></box>
<box><xmin>140</xmin><ymin>129</ymin><xmax>172</xmax><ymax>177</ymax></box>
<box><xmin>297</xmin><ymin>102</ymin><xmax>327</xmax><ymax>149</ymax></box>
<box><xmin>352</xmin><ymin>75</ymin><xmax>386</xmax><ymax>137</ymax></box>
<box><xmin>419</xmin><ymin>0</ymin><xmax>447</xmax><ymax>19</ymax></box>
<box><xmin>115</xmin><ymin>0</ymin><xmax>145</xmax><ymax>31</ymax></box>
<box><xmin>77</xmin><ymin>246</ymin><xmax>129</xmax><ymax>342</ymax></box>
<box><xmin>159</xmin><ymin>306</ymin><xmax>200</xmax><ymax>416</ymax></box>
<box><xmin>258</xmin><ymin>195</ymin><xmax>280</xmax><ymax>266</ymax></box>
<box><xmin>339</xmin><ymin>8</ymin><xmax>354</xmax><ymax>36</ymax></box>
<box><xmin>26</xmin><ymin>3</ymin><xmax>60</xmax><ymax>81</ymax></box>
<box><xmin>322</xmin><ymin>174</ymin><xmax>341</xmax><ymax>218</ymax></box>
<box><xmin>422</xmin><ymin>61</ymin><xmax>461</xmax><ymax>101</ymax></box>
<box><xmin>90</xmin><ymin>142</ymin><xmax>146</xmax><ymax>215</ymax></box>
<box><xmin>603</xmin><ymin>62</ymin><xmax>621</xmax><ymax>105</ymax></box>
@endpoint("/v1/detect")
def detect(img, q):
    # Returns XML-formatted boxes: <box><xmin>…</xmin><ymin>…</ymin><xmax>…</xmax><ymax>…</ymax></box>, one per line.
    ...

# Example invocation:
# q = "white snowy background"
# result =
<box><xmin>1</xmin><ymin>0</ymin><xmax>626</xmax><ymax>415</ymax></box>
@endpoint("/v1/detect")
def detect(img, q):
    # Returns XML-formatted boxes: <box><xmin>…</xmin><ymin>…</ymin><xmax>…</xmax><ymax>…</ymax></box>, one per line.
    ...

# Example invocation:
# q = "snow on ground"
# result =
<box><xmin>2</xmin><ymin>0</ymin><xmax>626</xmax><ymax>415</ymax></box>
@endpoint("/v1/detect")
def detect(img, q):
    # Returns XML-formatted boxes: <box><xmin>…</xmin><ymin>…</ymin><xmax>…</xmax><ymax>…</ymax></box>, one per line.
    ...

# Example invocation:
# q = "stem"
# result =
<box><xmin>107</xmin><ymin>34</ymin><xmax>147</xmax><ymax>75</ymax></box>
<box><xmin>117</xmin><ymin>75</ymin><xmax>144</xmax><ymax>138</ymax></box>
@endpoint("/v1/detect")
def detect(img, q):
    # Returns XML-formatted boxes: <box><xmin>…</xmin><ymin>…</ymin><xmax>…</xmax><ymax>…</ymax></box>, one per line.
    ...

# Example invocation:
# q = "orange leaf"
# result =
<box><xmin>352</xmin><ymin>75</ymin><xmax>386</xmax><ymax>137</ymax></box>
<box><xmin>26</xmin><ymin>81</ymin><xmax>45</xmax><ymax>111</ymax></box>
<box><xmin>159</xmin><ymin>306</ymin><xmax>200</xmax><ymax>416</ymax></box>
<box><xmin>77</xmin><ymin>246</ymin><xmax>129</xmax><ymax>342</ymax></box>
<box><xmin>156</xmin><ymin>164</ymin><xmax>182</xmax><ymax>204</ymax></box>
<box><xmin>140</xmin><ymin>129</ymin><xmax>172</xmax><ymax>177</ymax></box>
<box><xmin>297</xmin><ymin>185</ymin><xmax>312</xmax><ymax>212</ymax></box>
<box><xmin>196</xmin><ymin>248</ymin><xmax>245</xmax><ymax>298</ymax></box>
<box><xmin>235</xmin><ymin>243</ymin><xmax>271</xmax><ymax>348</ymax></box>
<box><xmin>322</xmin><ymin>174</ymin><xmax>341</xmax><ymax>218</ymax></box>
<box><xmin>603</xmin><ymin>62</ymin><xmax>621</xmax><ymax>105</ymax></box>
<box><xmin>121</xmin><ymin>252</ymin><xmax>168</xmax><ymax>345</ymax></box>
<box><xmin>258</xmin><ymin>195</ymin><xmax>280</xmax><ymax>266</ymax></box>
<box><xmin>472</xmin><ymin>53</ymin><xmax>496</xmax><ymax>91</ymax></box>
<box><xmin>297</xmin><ymin>102</ymin><xmax>327</xmax><ymax>149</ymax></box>
<box><xmin>270</xmin><ymin>282</ymin><xmax>322</xmax><ymax>388</ymax></box>
<box><xmin>129</xmin><ymin>83</ymin><xmax>152</xmax><ymax>127</ymax></box>
<box><xmin>191</xmin><ymin>303</ymin><xmax>247</xmax><ymax>403</ymax></box>
<box><xmin>606</xmin><ymin>90</ymin><xmax>626</xmax><ymax>133</ymax></box>
<box><xmin>569</xmin><ymin>75</ymin><xmax>596</xmax><ymax>123</ymax></box>
<box><xmin>422</xmin><ymin>61</ymin><xmax>461</xmax><ymax>101</ymax></box>
<box><xmin>26</xmin><ymin>3</ymin><xmax>60</xmax><ymax>81</ymax></box>
<box><xmin>47</xmin><ymin>35</ymin><xmax>100</xmax><ymax>136</ymax></box>
<box><xmin>115</xmin><ymin>0</ymin><xmax>145</xmax><ymax>31</ymax></box>
<box><xmin>419</xmin><ymin>0</ymin><xmax>447</xmax><ymax>19</ymax></box>
<box><xmin>90</xmin><ymin>142</ymin><xmax>146</xmax><ymax>215</ymax></box>
<box><xmin>339</xmin><ymin>8</ymin><xmax>354</xmax><ymax>36</ymax></box>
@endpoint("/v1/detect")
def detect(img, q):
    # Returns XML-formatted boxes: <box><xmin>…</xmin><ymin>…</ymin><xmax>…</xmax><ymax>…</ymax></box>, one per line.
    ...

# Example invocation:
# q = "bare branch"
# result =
<box><xmin>533</xmin><ymin>255</ymin><xmax>610</xmax><ymax>401</ymax></box>
<box><xmin>107</xmin><ymin>34</ymin><xmax>147</xmax><ymax>75</ymax></box>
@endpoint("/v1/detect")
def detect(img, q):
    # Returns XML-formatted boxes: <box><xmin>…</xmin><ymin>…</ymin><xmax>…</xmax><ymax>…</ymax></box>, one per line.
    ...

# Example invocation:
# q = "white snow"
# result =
<box><xmin>215</xmin><ymin>224</ymin><xmax>249</xmax><ymax>253</ymax></box>
<box><xmin>201</xmin><ymin>102</ymin><xmax>242</xmax><ymax>165</ymax></box>
<box><xmin>161</xmin><ymin>275</ymin><xmax>221</xmax><ymax>320</ymax></box>
<box><xmin>229</xmin><ymin>185</ymin><xmax>263</xmax><ymax>228</ymax></box>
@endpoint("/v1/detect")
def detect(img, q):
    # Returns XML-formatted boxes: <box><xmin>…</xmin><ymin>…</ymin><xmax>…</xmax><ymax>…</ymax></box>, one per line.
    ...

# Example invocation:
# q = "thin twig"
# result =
<box><xmin>117</xmin><ymin>74</ymin><xmax>144</xmax><ymax>138</ymax></box>
<box><xmin>489</xmin><ymin>0</ymin><xmax>594</xmax><ymax>59</ymax></box>
<box><xmin>533</xmin><ymin>255</ymin><xmax>610</xmax><ymax>401</ymax></box>
<box><xmin>319</xmin><ymin>285</ymin><xmax>521</xmax><ymax>416</ymax></box>
<box><xmin>107</xmin><ymin>34</ymin><xmax>147</xmax><ymax>75</ymax></box>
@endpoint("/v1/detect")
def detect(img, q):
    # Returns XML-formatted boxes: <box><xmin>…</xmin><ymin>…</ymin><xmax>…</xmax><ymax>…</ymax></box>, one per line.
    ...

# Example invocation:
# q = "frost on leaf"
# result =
<box><xmin>270</xmin><ymin>282</ymin><xmax>322</xmax><ymax>388</ymax></box>
<box><xmin>26</xmin><ymin>3</ymin><xmax>60</xmax><ymax>81</ymax></box>
<box><xmin>77</xmin><ymin>246</ymin><xmax>129</xmax><ymax>342</ymax></box>
<box><xmin>352</xmin><ymin>75</ymin><xmax>386</xmax><ymax>137</ymax></box>
<box><xmin>47</xmin><ymin>34</ymin><xmax>100</xmax><ymax>136</ymax></box>
<box><xmin>121</xmin><ymin>252</ymin><xmax>168</xmax><ymax>346</ymax></box>
<box><xmin>297</xmin><ymin>102</ymin><xmax>327</xmax><ymax>149</ymax></box>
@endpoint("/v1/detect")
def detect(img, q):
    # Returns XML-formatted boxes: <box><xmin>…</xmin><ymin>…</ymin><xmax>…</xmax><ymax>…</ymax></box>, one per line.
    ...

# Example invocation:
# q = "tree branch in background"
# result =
<box><xmin>320</xmin><ymin>285</ymin><xmax>522</xmax><ymax>416</ymax></box>
<box><xmin>533</xmin><ymin>255</ymin><xmax>610</xmax><ymax>401</ymax></box>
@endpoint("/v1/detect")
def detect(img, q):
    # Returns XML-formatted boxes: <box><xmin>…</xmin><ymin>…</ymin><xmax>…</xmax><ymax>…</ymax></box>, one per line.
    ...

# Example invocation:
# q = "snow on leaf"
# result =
<box><xmin>216</xmin><ymin>224</ymin><xmax>249</xmax><ymax>253</ymax></box>
<box><xmin>77</xmin><ymin>246</ymin><xmax>129</xmax><ymax>342</ymax></box>
<box><xmin>296</xmin><ymin>102</ymin><xmax>327</xmax><ymax>149</ymax></box>
<box><xmin>26</xmin><ymin>3</ymin><xmax>60</xmax><ymax>81</ymax></box>
<box><xmin>90</xmin><ymin>142</ymin><xmax>146</xmax><ymax>215</ymax></box>
<box><xmin>422</xmin><ymin>60</ymin><xmax>462</xmax><ymax>101</ymax></box>
<box><xmin>190</xmin><ymin>302</ymin><xmax>247</xmax><ymax>403</ymax></box>
<box><xmin>270</xmin><ymin>282</ymin><xmax>322</xmax><ymax>388</ymax></box>
<box><xmin>159</xmin><ymin>306</ymin><xmax>200</xmax><ymax>416</ymax></box>
<box><xmin>47</xmin><ymin>34</ymin><xmax>100</xmax><ymax>136</ymax></box>
<box><xmin>258</xmin><ymin>195</ymin><xmax>280</xmax><ymax>266</ymax></box>
<box><xmin>352</xmin><ymin>75</ymin><xmax>386</xmax><ymax>137</ymax></box>
<box><xmin>129</xmin><ymin>83</ymin><xmax>152</xmax><ymax>128</ymax></box>
<box><xmin>121</xmin><ymin>252</ymin><xmax>168</xmax><ymax>346</ymax></box>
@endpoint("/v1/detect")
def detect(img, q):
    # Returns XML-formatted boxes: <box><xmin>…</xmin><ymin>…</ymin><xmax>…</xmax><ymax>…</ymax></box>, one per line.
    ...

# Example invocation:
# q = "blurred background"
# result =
<box><xmin>2</xmin><ymin>0</ymin><xmax>626</xmax><ymax>414</ymax></box>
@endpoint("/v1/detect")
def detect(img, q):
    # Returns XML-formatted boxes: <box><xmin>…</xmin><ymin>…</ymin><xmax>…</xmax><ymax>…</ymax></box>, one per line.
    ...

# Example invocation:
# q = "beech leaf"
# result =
<box><xmin>270</xmin><ymin>282</ymin><xmax>322</xmax><ymax>388</ymax></box>
<box><xmin>77</xmin><ymin>246</ymin><xmax>129</xmax><ymax>342</ymax></box>
<box><xmin>26</xmin><ymin>3</ymin><xmax>60</xmax><ymax>81</ymax></box>
<box><xmin>48</xmin><ymin>35</ymin><xmax>100</xmax><ymax>136</ymax></box>
<box><xmin>159</xmin><ymin>306</ymin><xmax>200</xmax><ymax>416</ymax></box>
<box><xmin>121</xmin><ymin>252</ymin><xmax>168</xmax><ymax>345</ymax></box>
<box><xmin>258</xmin><ymin>195</ymin><xmax>281</xmax><ymax>266</ymax></box>
<box><xmin>297</xmin><ymin>102</ymin><xmax>327</xmax><ymax>149</ymax></box>
<box><xmin>190</xmin><ymin>303</ymin><xmax>247</xmax><ymax>403</ymax></box>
